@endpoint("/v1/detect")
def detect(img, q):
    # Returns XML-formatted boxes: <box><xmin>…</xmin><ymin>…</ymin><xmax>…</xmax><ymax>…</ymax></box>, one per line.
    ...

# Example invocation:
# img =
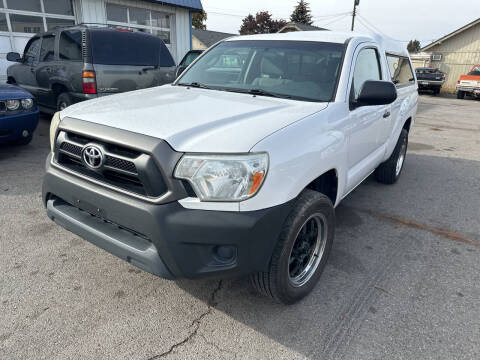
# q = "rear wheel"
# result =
<box><xmin>457</xmin><ymin>90</ymin><xmax>465</xmax><ymax>99</ymax></box>
<box><xmin>56</xmin><ymin>92</ymin><xmax>72</xmax><ymax>111</ymax></box>
<box><xmin>375</xmin><ymin>129</ymin><xmax>408</xmax><ymax>185</ymax></box>
<box><xmin>250</xmin><ymin>189</ymin><xmax>335</xmax><ymax>304</ymax></box>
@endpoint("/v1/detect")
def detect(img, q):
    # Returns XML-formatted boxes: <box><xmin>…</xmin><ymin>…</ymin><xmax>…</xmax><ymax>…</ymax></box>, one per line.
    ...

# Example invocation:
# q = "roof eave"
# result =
<box><xmin>421</xmin><ymin>17</ymin><xmax>480</xmax><ymax>51</ymax></box>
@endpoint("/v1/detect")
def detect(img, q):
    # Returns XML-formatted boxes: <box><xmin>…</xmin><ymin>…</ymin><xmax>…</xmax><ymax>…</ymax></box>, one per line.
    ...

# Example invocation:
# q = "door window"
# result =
<box><xmin>59</xmin><ymin>30</ymin><xmax>82</xmax><ymax>61</ymax></box>
<box><xmin>40</xmin><ymin>35</ymin><xmax>55</xmax><ymax>62</ymax></box>
<box><xmin>387</xmin><ymin>55</ymin><xmax>415</xmax><ymax>86</ymax></box>
<box><xmin>352</xmin><ymin>48</ymin><xmax>382</xmax><ymax>98</ymax></box>
<box><xmin>24</xmin><ymin>37</ymin><xmax>41</xmax><ymax>65</ymax></box>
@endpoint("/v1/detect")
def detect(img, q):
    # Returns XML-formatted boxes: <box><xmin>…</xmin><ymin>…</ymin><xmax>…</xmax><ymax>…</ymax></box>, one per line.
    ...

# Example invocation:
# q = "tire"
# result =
<box><xmin>14</xmin><ymin>134</ymin><xmax>33</xmax><ymax>146</ymax></box>
<box><xmin>374</xmin><ymin>129</ymin><xmax>408</xmax><ymax>185</ymax></box>
<box><xmin>250</xmin><ymin>189</ymin><xmax>335</xmax><ymax>304</ymax></box>
<box><xmin>433</xmin><ymin>87</ymin><xmax>441</xmax><ymax>95</ymax></box>
<box><xmin>457</xmin><ymin>91</ymin><xmax>465</xmax><ymax>99</ymax></box>
<box><xmin>56</xmin><ymin>92</ymin><xmax>72</xmax><ymax>111</ymax></box>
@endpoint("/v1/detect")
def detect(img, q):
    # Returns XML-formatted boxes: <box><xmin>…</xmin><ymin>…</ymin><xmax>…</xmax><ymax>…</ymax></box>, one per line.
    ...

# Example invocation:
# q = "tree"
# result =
<box><xmin>290</xmin><ymin>0</ymin><xmax>313</xmax><ymax>25</ymax></box>
<box><xmin>192</xmin><ymin>10</ymin><xmax>207</xmax><ymax>30</ymax></box>
<box><xmin>239</xmin><ymin>11</ymin><xmax>287</xmax><ymax>35</ymax></box>
<box><xmin>407</xmin><ymin>39</ymin><xmax>421</xmax><ymax>53</ymax></box>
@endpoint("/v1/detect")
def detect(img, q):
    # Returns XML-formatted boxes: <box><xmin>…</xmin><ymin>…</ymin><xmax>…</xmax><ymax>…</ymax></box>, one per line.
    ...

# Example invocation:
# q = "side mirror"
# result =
<box><xmin>7</xmin><ymin>52</ymin><xmax>22</xmax><ymax>62</ymax></box>
<box><xmin>175</xmin><ymin>65</ymin><xmax>187</xmax><ymax>79</ymax></box>
<box><xmin>355</xmin><ymin>80</ymin><xmax>397</xmax><ymax>107</ymax></box>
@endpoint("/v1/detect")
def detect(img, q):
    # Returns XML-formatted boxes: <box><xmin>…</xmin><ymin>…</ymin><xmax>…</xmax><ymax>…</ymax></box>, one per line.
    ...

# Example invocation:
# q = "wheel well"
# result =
<box><xmin>306</xmin><ymin>169</ymin><xmax>338</xmax><ymax>205</ymax></box>
<box><xmin>51</xmin><ymin>83</ymin><xmax>68</xmax><ymax>100</ymax></box>
<box><xmin>403</xmin><ymin>117</ymin><xmax>412</xmax><ymax>132</ymax></box>
<box><xmin>7</xmin><ymin>76</ymin><xmax>16</xmax><ymax>84</ymax></box>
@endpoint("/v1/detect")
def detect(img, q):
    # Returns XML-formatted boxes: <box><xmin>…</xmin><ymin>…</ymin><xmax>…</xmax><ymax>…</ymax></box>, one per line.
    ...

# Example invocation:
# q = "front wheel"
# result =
<box><xmin>250</xmin><ymin>189</ymin><xmax>335</xmax><ymax>304</ymax></box>
<box><xmin>375</xmin><ymin>129</ymin><xmax>408</xmax><ymax>184</ymax></box>
<box><xmin>457</xmin><ymin>91</ymin><xmax>465</xmax><ymax>99</ymax></box>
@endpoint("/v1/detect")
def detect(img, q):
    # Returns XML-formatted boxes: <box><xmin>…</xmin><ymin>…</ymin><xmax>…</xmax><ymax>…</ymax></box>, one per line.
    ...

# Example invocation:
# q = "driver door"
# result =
<box><xmin>346</xmin><ymin>46</ymin><xmax>388</xmax><ymax>192</ymax></box>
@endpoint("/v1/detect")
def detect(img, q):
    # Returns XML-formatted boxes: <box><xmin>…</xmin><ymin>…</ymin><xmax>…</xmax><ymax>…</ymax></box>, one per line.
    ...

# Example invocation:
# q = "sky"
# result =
<box><xmin>202</xmin><ymin>0</ymin><xmax>480</xmax><ymax>47</ymax></box>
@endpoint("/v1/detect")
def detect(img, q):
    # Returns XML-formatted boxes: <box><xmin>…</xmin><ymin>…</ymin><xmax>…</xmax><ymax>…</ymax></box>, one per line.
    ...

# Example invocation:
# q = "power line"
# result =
<box><xmin>318</xmin><ymin>14</ymin><xmax>350</xmax><ymax>28</ymax></box>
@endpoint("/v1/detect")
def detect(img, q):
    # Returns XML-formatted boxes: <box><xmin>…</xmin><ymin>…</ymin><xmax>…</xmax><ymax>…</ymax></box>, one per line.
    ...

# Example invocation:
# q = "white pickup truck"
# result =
<box><xmin>44</xmin><ymin>31</ymin><xmax>418</xmax><ymax>304</ymax></box>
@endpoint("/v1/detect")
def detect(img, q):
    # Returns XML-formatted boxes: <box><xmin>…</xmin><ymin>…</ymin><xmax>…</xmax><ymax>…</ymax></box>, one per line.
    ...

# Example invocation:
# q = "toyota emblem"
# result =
<box><xmin>82</xmin><ymin>145</ymin><xmax>104</xmax><ymax>169</ymax></box>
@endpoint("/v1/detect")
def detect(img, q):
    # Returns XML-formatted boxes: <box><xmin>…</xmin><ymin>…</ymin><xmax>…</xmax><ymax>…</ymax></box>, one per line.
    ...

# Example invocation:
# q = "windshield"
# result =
<box><xmin>468</xmin><ymin>65</ymin><xmax>480</xmax><ymax>76</ymax></box>
<box><xmin>176</xmin><ymin>40</ymin><xmax>345</xmax><ymax>102</ymax></box>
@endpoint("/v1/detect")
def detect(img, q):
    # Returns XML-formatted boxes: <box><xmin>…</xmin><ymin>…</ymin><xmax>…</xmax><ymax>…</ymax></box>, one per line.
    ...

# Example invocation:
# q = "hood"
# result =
<box><xmin>61</xmin><ymin>85</ymin><xmax>327</xmax><ymax>153</ymax></box>
<box><xmin>0</xmin><ymin>84</ymin><xmax>33</xmax><ymax>100</ymax></box>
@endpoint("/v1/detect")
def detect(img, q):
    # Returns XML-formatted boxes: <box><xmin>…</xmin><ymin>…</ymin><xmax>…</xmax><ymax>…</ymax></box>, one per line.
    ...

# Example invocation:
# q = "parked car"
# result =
<box><xmin>456</xmin><ymin>64</ymin><xmax>480</xmax><ymax>99</ymax></box>
<box><xmin>43</xmin><ymin>31</ymin><xmax>417</xmax><ymax>304</ymax></box>
<box><xmin>176</xmin><ymin>50</ymin><xmax>203</xmax><ymax>78</ymax></box>
<box><xmin>6</xmin><ymin>26</ymin><xmax>176</xmax><ymax>114</ymax></box>
<box><xmin>0</xmin><ymin>84</ymin><xmax>38</xmax><ymax>146</ymax></box>
<box><xmin>415</xmin><ymin>67</ymin><xmax>445</xmax><ymax>94</ymax></box>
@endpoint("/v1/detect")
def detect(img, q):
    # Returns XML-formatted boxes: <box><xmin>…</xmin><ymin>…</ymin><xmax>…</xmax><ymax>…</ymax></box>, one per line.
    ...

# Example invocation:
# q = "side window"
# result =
<box><xmin>24</xmin><ymin>38</ymin><xmax>41</xmax><ymax>65</ymax></box>
<box><xmin>387</xmin><ymin>55</ymin><xmax>415</xmax><ymax>87</ymax></box>
<box><xmin>352</xmin><ymin>48</ymin><xmax>382</xmax><ymax>98</ymax></box>
<box><xmin>40</xmin><ymin>35</ymin><xmax>56</xmax><ymax>62</ymax></box>
<box><xmin>59</xmin><ymin>30</ymin><xmax>83</xmax><ymax>61</ymax></box>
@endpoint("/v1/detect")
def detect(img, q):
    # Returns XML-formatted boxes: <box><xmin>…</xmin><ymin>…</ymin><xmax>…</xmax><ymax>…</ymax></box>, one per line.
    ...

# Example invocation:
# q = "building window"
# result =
<box><xmin>6</xmin><ymin>0</ymin><xmax>42</xmax><ymax>13</ymax></box>
<box><xmin>43</xmin><ymin>0</ymin><xmax>74</xmax><ymax>16</ymax></box>
<box><xmin>0</xmin><ymin>0</ymin><xmax>75</xmax><ymax>34</ymax></box>
<box><xmin>0</xmin><ymin>13</ymin><xmax>8</xmax><ymax>32</ymax></box>
<box><xmin>106</xmin><ymin>4</ymin><xmax>128</xmax><ymax>23</ymax></box>
<box><xmin>46</xmin><ymin>17</ymin><xmax>75</xmax><ymax>30</ymax></box>
<box><xmin>106</xmin><ymin>3</ymin><xmax>172</xmax><ymax>44</ymax></box>
<box><xmin>10</xmin><ymin>14</ymin><xmax>44</xmax><ymax>33</ymax></box>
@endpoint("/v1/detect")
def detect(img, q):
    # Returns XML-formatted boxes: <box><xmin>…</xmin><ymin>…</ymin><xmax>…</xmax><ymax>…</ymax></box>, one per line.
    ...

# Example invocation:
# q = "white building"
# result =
<box><xmin>0</xmin><ymin>0</ymin><xmax>203</xmax><ymax>81</ymax></box>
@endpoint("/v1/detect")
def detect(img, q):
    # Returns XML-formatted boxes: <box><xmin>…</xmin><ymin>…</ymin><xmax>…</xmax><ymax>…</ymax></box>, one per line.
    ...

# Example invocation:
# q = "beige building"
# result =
<box><xmin>410</xmin><ymin>17</ymin><xmax>480</xmax><ymax>93</ymax></box>
<box><xmin>192</xmin><ymin>29</ymin><xmax>234</xmax><ymax>50</ymax></box>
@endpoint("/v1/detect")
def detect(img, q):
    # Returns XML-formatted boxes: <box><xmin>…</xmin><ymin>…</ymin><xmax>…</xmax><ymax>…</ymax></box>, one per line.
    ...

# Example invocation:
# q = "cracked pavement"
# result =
<box><xmin>1</xmin><ymin>95</ymin><xmax>479</xmax><ymax>359</ymax></box>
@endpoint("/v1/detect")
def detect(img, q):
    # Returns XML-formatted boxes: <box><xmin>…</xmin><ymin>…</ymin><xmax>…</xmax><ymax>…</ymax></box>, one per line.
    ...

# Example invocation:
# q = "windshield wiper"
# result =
<box><xmin>177</xmin><ymin>82</ymin><xmax>211</xmax><ymax>89</ymax></box>
<box><xmin>223</xmin><ymin>87</ymin><xmax>293</xmax><ymax>99</ymax></box>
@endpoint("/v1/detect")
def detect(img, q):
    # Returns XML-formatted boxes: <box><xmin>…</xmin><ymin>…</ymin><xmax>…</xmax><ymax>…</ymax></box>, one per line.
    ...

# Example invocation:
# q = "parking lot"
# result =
<box><xmin>1</xmin><ymin>95</ymin><xmax>479</xmax><ymax>359</ymax></box>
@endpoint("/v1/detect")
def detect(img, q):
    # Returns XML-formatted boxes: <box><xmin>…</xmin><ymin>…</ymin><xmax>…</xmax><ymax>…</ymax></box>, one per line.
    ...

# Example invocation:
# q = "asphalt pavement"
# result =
<box><xmin>1</xmin><ymin>95</ymin><xmax>479</xmax><ymax>359</ymax></box>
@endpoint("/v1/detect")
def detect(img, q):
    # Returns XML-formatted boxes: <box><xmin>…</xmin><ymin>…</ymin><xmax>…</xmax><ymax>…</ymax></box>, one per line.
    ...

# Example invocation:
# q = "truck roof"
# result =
<box><xmin>226</xmin><ymin>30</ymin><xmax>409</xmax><ymax>57</ymax></box>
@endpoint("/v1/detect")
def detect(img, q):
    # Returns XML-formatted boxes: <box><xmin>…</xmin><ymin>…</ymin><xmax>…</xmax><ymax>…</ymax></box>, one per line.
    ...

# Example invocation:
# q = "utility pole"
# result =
<box><xmin>351</xmin><ymin>0</ymin><xmax>359</xmax><ymax>31</ymax></box>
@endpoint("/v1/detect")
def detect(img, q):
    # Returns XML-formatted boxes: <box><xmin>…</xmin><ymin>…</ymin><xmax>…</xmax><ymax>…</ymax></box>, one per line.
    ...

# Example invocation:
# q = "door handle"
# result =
<box><xmin>383</xmin><ymin>111</ymin><xmax>391</xmax><ymax>118</ymax></box>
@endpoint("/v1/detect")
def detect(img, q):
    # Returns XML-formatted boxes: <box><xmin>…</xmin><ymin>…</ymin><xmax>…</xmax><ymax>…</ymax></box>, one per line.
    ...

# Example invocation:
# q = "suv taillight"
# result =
<box><xmin>82</xmin><ymin>70</ymin><xmax>97</xmax><ymax>94</ymax></box>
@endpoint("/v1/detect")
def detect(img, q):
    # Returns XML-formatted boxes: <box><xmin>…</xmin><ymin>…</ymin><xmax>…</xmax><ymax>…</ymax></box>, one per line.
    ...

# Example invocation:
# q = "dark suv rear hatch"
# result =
<box><xmin>87</xmin><ymin>29</ymin><xmax>175</xmax><ymax>94</ymax></box>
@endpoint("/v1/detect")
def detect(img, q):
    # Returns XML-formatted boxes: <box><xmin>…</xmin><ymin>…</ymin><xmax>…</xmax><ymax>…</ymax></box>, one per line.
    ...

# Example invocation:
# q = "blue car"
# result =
<box><xmin>0</xmin><ymin>84</ymin><xmax>39</xmax><ymax>145</ymax></box>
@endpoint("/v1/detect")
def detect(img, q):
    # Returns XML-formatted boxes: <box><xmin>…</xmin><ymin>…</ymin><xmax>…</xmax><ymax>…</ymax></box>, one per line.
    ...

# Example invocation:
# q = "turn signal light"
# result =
<box><xmin>82</xmin><ymin>70</ymin><xmax>97</xmax><ymax>94</ymax></box>
<box><xmin>249</xmin><ymin>172</ymin><xmax>264</xmax><ymax>195</ymax></box>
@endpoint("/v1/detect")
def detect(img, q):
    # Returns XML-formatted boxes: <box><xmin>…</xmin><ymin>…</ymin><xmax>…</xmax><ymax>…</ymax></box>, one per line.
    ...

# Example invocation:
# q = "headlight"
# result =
<box><xmin>21</xmin><ymin>98</ymin><xmax>33</xmax><ymax>109</ymax></box>
<box><xmin>175</xmin><ymin>153</ymin><xmax>268</xmax><ymax>201</ymax></box>
<box><xmin>6</xmin><ymin>99</ymin><xmax>20</xmax><ymax>111</ymax></box>
<box><xmin>49</xmin><ymin>112</ymin><xmax>61</xmax><ymax>152</ymax></box>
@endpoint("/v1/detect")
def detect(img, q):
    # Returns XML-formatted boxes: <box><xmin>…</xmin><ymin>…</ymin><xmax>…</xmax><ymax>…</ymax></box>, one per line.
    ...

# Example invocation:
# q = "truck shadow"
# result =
<box><xmin>174</xmin><ymin>153</ymin><xmax>480</xmax><ymax>358</ymax></box>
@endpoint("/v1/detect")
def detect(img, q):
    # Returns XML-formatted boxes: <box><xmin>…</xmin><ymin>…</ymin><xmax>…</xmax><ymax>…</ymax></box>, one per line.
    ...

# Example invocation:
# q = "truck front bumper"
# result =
<box><xmin>43</xmin><ymin>154</ymin><xmax>294</xmax><ymax>279</ymax></box>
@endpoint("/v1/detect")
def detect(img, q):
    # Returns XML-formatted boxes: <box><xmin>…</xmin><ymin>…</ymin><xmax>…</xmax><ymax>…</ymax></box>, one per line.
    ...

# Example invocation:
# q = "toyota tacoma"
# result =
<box><xmin>43</xmin><ymin>31</ymin><xmax>418</xmax><ymax>304</ymax></box>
